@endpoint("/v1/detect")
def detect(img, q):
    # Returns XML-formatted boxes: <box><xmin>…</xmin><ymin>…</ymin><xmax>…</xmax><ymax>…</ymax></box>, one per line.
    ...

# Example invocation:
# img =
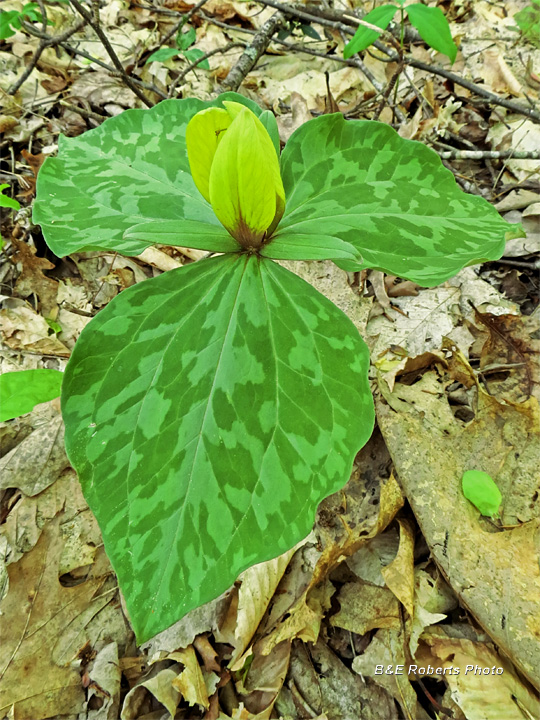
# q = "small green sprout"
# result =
<box><xmin>462</xmin><ymin>470</ymin><xmax>502</xmax><ymax>518</ymax></box>
<box><xmin>0</xmin><ymin>184</ymin><xmax>21</xmax><ymax>211</ymax></box>
<box><xmin>0</xmin><ymin>369</ymin><xmax>63</xmax><ymax>422</ymax></box>
<box><xmin>344</xmin><ymin>2</ymin><xmax>458</xmax><ymax>63</ymax></box>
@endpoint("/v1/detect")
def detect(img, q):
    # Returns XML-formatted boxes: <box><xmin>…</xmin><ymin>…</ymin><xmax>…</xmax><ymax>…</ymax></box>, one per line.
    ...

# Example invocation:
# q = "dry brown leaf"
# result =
<box><xmin>0</xmin><ymin>517</ymin><xmax>113</xmax><ymax>720</ymax></box>
<box><xmin>122</xmin><ymin>666</ymin><xmax>181</xmax><ymax>719</ymax></box>
<box><xmin>276</xmin><ymin>92</ymin><xmax>312</xmax><ymax>143</ymax></box>
<box><xmin>476</xmin><ymin>310</ymin><xmax>540</xmax><ymax>404</ymax></box>
<box><xmin>1</xmin><ymin>469</ymin><xmax>80</xmax><ymax>568</ymax></box>
<box><xmin>352</xmin><ymin>627</ymin><xmax>419</xmax><ymax>719</ymax></box>
<box><xmin>85</xmin><ymin>641</ymin><xmax>122</xmax><ymax>720</ymax></box>
<box><xmin>408</xmin><ymin>568</ymin><xmax>457</xmax><ymax>656</ymax></box>
<box><xmin>376</xmin><ymin>346</ymin><xmax>540</xmax><ymax>688</ymax></box>
<box><xmin>10</xmin><ymin>237</ymin><xmax>58</xmax><ymax>318</ymax></box>
<box><xmin>416</xmin><ymin>628</ymin><xmax>540</xmax><ymax>720</ymax></box>
<box><xmin>289</xmin><ymin>640</ymin><xmax>397</xmax><ymax>720</ymax></box>
<box><xmin>171</xmin><ymin>645</ymin><xmax>209</xmax><ymax>709</ymax></box>
<box><xmin>0</xmin><ymin>304</ymin><xmax>70</xmax><ymax>356</ymax></box>
<box><xmin>482</xmin><ymin>48</ymin><xmax>523</xmax><ymax>96</ymax></box>
<box><xmin>330</xmin><ymin>581</ymin><xmax>400</xmax><ymax>635</ymax></box>
<box><xmin>229</xmin><ymin>545</ymin><xmax>297</xmax><ymax>670</ymax></box>
<box><xmin>381</xmin><ymin>518</ymin><xmax>415</xmax><ymax>616</ymax></box>
<box><xmin>0</xmin><ymin>404</ymin><xmax>69</xmax><ymax>496</ymax></box>
<box><xmin>193</xmin><ymin>634</ymin><xmax>220</xmax><ymax>673</ymax></box>
<box><xmin>240</xmin><ymin>641</ymin><xmax>291</xmax><ymax>718</ymax></box>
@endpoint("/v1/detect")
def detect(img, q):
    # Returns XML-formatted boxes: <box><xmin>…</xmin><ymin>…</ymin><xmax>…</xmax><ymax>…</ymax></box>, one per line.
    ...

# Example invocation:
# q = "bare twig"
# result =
<box><xmin>59</xmin><ymin>43</ymin><xmax>167</xmax><ymax>99</ymax></box>
<box><xmin>9</xmin><ymin>2</ymin><xmax>86</xmax><ymax>95</ymax></box>
<box><xmin>168</xmin><ymin>42</ymin><xmax>246</xmax><ymax>97</ymax></box>
<box><xmin>255</xmin><ymin>0</ymin><xmax>540</xmax><ymax>123</ymax></box>
<box><xmin>59</xmin><ymin>100</ymin><xmax>107</xmax><ymax>122</ymax></box>
<box><xmin>159</xmin><ymin>0</ymin><xmax>209</xmax><ymax>49</ymax></box>
<box><xmin>436</xmin><ymin>149</ymin><xmax>540</xmax><ymax>160</ymax></box>
<box><xmin>222</xmin><ymin>11</ymin><xmax>285</xmax><ymax>91</ymax></box>
<box><xmin>68</xmin><ymin>0</ymin><xmax>154</xmax><ymax>107</ymax></box>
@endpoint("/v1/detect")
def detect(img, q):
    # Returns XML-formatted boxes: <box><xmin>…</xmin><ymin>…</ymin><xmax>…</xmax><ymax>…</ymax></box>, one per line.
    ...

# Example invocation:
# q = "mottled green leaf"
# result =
<box><xmin>260</xmin><ymin>233</ymin><xmax>361</xmax><ymax>262</ymax></box>
<box><xmin>343</xmin><ymin>5</ymin><xmax>398</xmax><ymax>58</ymax></box>
<box><xmin>0</xmin><ymin>369</ymin><xmax>63</xmax><ymax>421</ymax></box>
<box><xmin>124</xmin><ymin>219</ymin><xmax>240</xmax><ymax>251</ymax></box>
<box><xmin>405</xmin><ymin>4</ymin><xmax>458</xmax><ymax>63</ymax></box>
<box><xmin>33</xmin><ymin>93</ymin><xmax>260</xmax><ymax>258</ymax></box>
<box><xmin>62</xmin><ymin>254</ymin><xmax>373</xmax><ymax>641</ymax></box>
<box><xmin>462</xmin><ymin>470</ymin><xmax>502</xmax><ymax>517</ymax></box>
<box><xmin>275</xmin><ymin>114</ymin><xmax>509</xmax><ymax>285</ymax></box>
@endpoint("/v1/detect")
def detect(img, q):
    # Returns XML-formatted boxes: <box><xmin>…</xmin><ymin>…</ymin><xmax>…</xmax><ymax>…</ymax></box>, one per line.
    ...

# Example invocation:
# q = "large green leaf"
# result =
<box><xmin>62</xmin><ymin>254</ymin><xmax>373</xmax><ymax>641</ymax></box>
<box><xmin>275</xmin><ymin>114</ymin><xmax>509</xmax><ymax>286</ymax></box>
<box><xmin>33</xmin><ymin>93</ymin><xmax>261</xmax><ymax>258</ymax></box>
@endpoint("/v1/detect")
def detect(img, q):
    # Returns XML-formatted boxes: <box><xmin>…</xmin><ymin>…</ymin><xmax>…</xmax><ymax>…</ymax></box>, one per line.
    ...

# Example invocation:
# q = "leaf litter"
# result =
<box><xmin>1</xmin><ymin>0</ymin><xmax>539</xmax><ymax>717</ymax></box>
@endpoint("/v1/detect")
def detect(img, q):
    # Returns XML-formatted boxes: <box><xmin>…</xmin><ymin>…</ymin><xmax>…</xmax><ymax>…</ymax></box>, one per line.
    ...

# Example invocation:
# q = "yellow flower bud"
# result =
<box><xmin>186</xmin><ymin>102</ymin><xmax>285</xmax><ymax>250</ymax></box>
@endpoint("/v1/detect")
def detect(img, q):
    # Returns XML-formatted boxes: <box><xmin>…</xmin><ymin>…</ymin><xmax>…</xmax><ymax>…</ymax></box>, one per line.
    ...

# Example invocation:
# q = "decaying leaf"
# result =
<box><xmin>417</xmin><ymin>628</ymin><xmax>540</xmax><ymax>720</ymax></box>
<box><xmin>376</xmin><ymin>345</ymin><xmax>540</xmax><ymax>688</ymax></box>
<box><xmin>0</xmin><ymin>517</ymin><xmax>115</xmax><ymax>720</ymax></box>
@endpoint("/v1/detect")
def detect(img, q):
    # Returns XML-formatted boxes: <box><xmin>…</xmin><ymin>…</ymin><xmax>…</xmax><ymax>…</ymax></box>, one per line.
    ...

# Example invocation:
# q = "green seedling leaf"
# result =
<box><xmin>405</xmin><ymin>4</ymin><xmax>458</xmax><ymax>63</ymax></box>
<box><xmin>462</xmin><ymin>470</ymin><xmax>502</xmax><ymax>517</ymax></box>
<box><xmin>145</xmin><ymin>47</ymin><xmax>179</xmax><ymax>64</ymax></box>
<box><xmin>45</xmin><ymin>317</ymin><xmax>62</xmax><ymax>334</ymax></box>
<box><xmin>62</xmin><ymin>253</ymin><xmax>374</xmax><ymax>641</ymax></box>
<box><xmin>0</xmin><ymin>184</ymin><xmax>20</xmax><ymax>210</ymax></box>
<box><xmin>300</xmin><ymin>23</ymin><xmax>322</xmax><ymax>40</ymax></box>
<box><xmin>343</xmin><ymin>4</ymin><xmax>398</xmax><ymax>58</ymax></box>
<box><xmin>177</xmin><ymin>26</ymin><xmax>196</xmax><ymax>50</ymax></box>
<box><xmin>182</xmin><ymin>48</ymin><xmax>210</xmax><ymax>70</ymax></box>
<box><xmin>277</xmin><ymin>114</ymin><xmax>510</xmax><ymax>285</ymax></box>
<box><xmin>0</xmin><ymin>10</ymin><xmax>23</xmax><ymax>39</ymax></box>
<box><xmin>0</xmin><ymin>369</ymin><xmax>63</xmax><ymax>421</ymax></box>
<box><xmin>514</xmin><ymin>0</ymin><xmax>540</xmax><ymax>47</ymax></box>
<box><xmin>33</xmin><ymin>93</ymin><xmax>261</xmax><ymax>258</ymax></box>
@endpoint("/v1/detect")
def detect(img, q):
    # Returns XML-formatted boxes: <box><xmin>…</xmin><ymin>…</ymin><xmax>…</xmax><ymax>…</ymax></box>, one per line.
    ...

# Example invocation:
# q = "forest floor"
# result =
<box><xmin>1</xmin><ymin>0</ymin><xmax>539</xmax><ymax>718</ymax></box>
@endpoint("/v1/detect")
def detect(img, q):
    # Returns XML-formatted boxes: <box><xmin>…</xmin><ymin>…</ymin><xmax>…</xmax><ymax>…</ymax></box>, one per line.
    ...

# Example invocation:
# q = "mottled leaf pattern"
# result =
<box><xmin>62</xmin><ymin>254</ymin><xmax>373</xmax><ymax>641</ymax></box>
<box><xmin>276</xmin><ymin>114</ymin><xmax>509</xmax><ymax>286</ymax></box>
<box><xmin>33</xmin><ymin>93</ymin><xmax>261</xmax><ymax>258</ymax></box>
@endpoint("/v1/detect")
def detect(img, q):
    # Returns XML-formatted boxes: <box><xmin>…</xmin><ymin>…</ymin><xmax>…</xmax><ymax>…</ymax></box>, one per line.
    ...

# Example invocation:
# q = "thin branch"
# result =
<box><xmin>168</xmin><ymin>42</ymin><xmax>246</xmax><ymax>98</ymax></box>
<box><xmin>374</xmin><ymin>45</ymin><xmax>540</xmax><ymax>124</ymax></box>
<box><xmin>59</xmin><ymin>43</ymin><xmax>167</xmax><ymax>99</ymax></box>
<box><xmin>436</xmin><ymin>149</ymin><xmax>540</xmax><ymax>160</ymax></box>
<box><xmin>222</xmin><ymin>11</ymin><xmax>285</xmax><ymax>91</ymax></box>
<box><xmin>8</xmin><ymin>42</ymin><xmax>47</xmax><ymax>95</ymax></box>
<box><xmin>159</xmin><ymin>0</ymin><xmax>209</xmax><ymax>48</ymax></box>
<box><xmin>68</xmin><ymin>0</ymin><xmax>154</xmax><ymax>107</ymax></box>
<box><xmin>255</xmin><ymin>0</ymin><xmax>540</xmax><ymax>123</ymax></box>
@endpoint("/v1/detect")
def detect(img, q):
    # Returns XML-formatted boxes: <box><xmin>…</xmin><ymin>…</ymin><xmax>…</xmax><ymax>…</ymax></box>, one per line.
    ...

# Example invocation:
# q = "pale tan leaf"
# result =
<box><xmin>171</xmin><ymin>645</ymin><xmax>209</xmax><ymax>709</ymax></box>
<box><xmin>330</xmin><ymin>581</ymin><xmax>400</xmax><ymax>635</ymax></box>
<box><xmin>381</xmin><ymin>518</ymin><xmax>415</xmax><ymax>616</ymax></box>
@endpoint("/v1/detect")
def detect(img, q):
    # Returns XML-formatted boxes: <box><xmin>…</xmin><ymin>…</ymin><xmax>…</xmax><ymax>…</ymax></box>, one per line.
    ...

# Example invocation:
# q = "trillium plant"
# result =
<box><xmin>34</xmin><ymin>92</ymin><xmax>512</xmax><ymax>642</ymax></box>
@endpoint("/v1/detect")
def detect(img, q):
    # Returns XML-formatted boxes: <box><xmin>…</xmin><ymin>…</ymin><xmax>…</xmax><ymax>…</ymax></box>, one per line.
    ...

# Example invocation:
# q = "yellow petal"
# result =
<box><xmin>209</xmin><ymin>107</ymin><xmax>285</xmax><ymax>248</ymax></box>
<box><xmin>185</xmin><ymin>107</ymin><xmax>231</xmax><ymax>203</ymax></box>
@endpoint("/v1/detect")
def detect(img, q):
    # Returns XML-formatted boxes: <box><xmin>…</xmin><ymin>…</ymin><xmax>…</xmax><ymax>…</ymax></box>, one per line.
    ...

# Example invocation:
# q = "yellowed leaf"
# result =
<box><xmin>171</xmin><ymin>645</ymin><xmax>209</xmax><ymax>709</ymax></box>
<box><xmin>331</xmin><ymin>581</ymin><xmax>400</xmax><ymax>634</ymax></box>
<box><xmin>381</xmin><ymin>518</ymin><xmax>415</xmax><ymax>616</ymax></box>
